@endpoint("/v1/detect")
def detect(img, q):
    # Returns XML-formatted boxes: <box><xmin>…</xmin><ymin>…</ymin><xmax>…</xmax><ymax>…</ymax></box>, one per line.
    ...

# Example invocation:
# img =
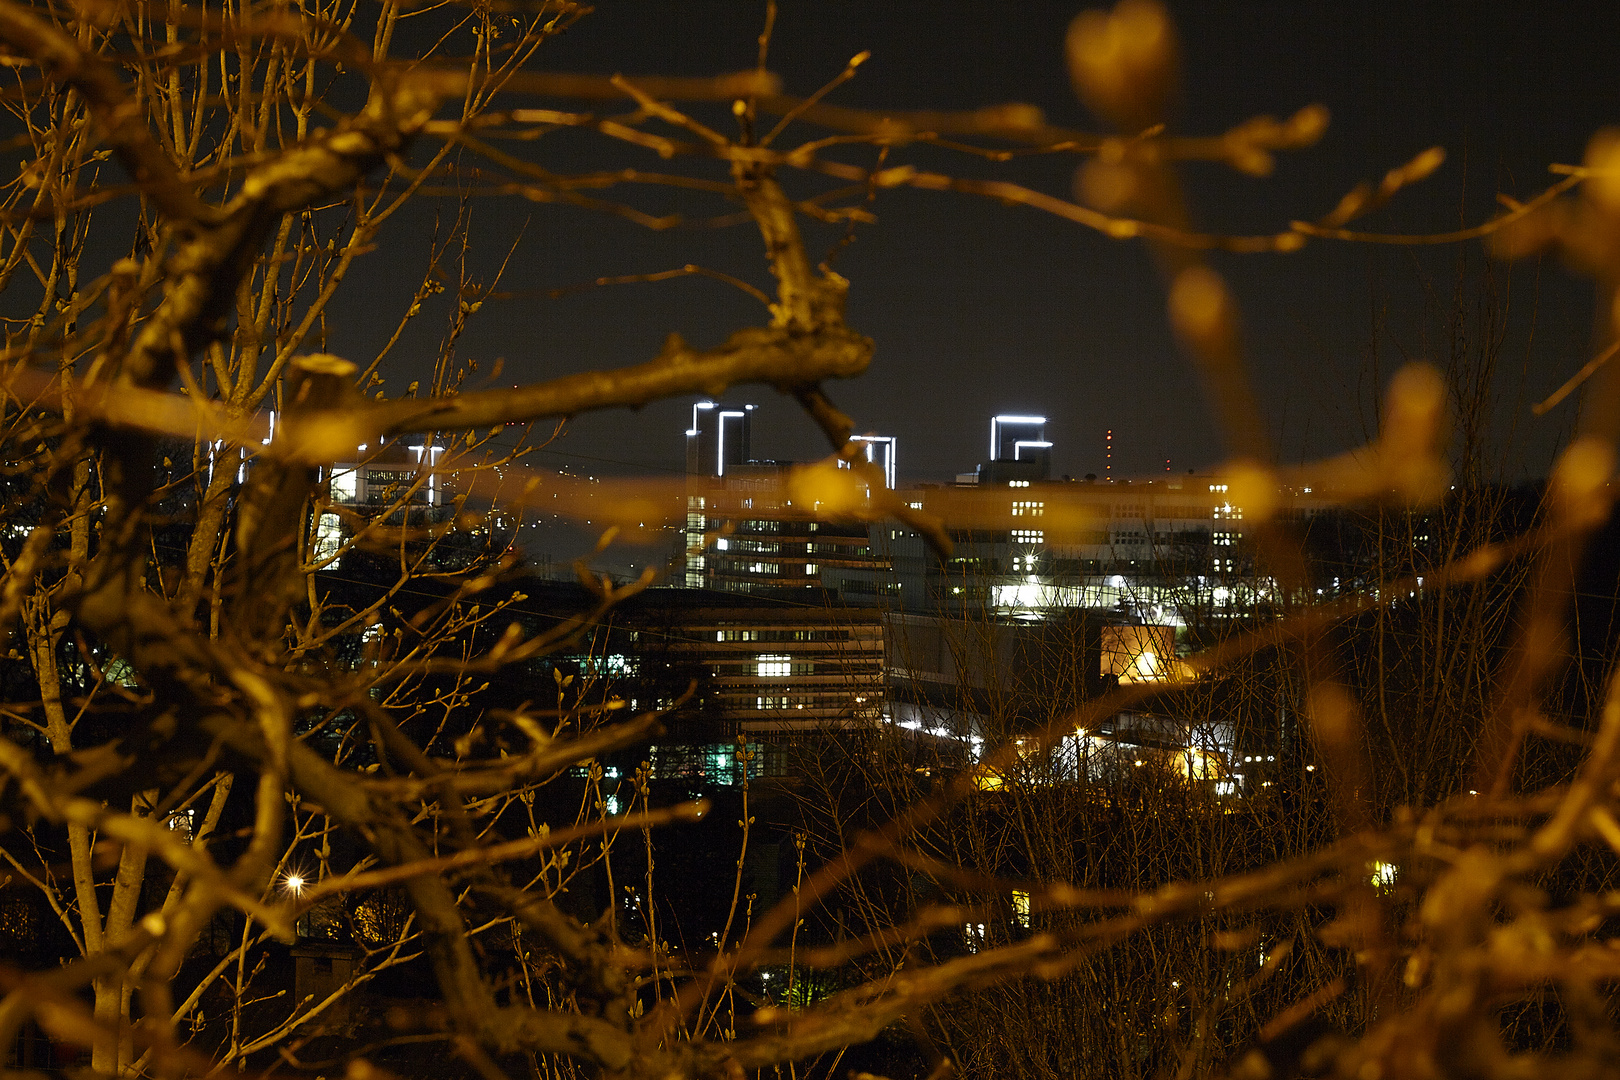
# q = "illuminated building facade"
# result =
<box><xmin>324</xmin><ymin>440</ymin><xmax>448</xmax><ymax>508</ymax></box>
<box><xmin>853</xmin><ymin>418</ymin><xmax>1339</xmax><ymax>791</ymax></box>
<box><xmin>311</xmin><ymin>439</ymin><xmax>510</xmax><ymax>571</ymax></box>
<box><xmin>875</xmin><ymin>471</ymin><xmax>1330</xmax><ymax>624</ymax></box>
<box><xmin>682</xmin><ymin>400</ymin><xmax>896</xmax><ymax>597</ymax></box>
<box><xmin>507</xmin><ymin>586</ymin><xmax>891</xmax><ymax>785</ymax></box>
<box><xmin>626</xmin><ymin>591</ymin><xmax>886</xmax><ymax>736</ymax></box>
<box><xmin>665</xmin><ymin>404</ymin><xmax>1334</xmax><ymax>793</ymax></box>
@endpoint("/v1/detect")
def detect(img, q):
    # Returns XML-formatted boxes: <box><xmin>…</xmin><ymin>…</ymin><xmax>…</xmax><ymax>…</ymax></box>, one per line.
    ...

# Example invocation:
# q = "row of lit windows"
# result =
<box><xmin>715</xmin><ymin>537</ymin><xmax>777</xmax><ymax>553</ymax></box>
<box><xmin>725</xmin><ymin>519</ymin><xmax>824</xmax><ymax>534</ymax></box>
<box><xmin>713</xmin><ymin>629</ymin><xmax>857</xmax><ymax>643</ymax></box>
<box><xmin>328</xmin><ymin>468</ymin><xmax>436</xmax><ymax>506</ymax></box>
<box><xmin>709</xmin><ymin>659</ymin><xmax>819</xmax><ymax>677</ymax></box>
<box><xmin>1011</xmin><ymin>500</ymin><xmax>1045</xmax><ymax>516</ymax></box>
<box><xmin>755</xmin><ymin>695</ymin><xmax>816</xmax><ymax>709</ymax></box>
<box><xmin>646</xmin><ymin>743</ymin><xmax>771</xmax><ymax>785</ymax></box>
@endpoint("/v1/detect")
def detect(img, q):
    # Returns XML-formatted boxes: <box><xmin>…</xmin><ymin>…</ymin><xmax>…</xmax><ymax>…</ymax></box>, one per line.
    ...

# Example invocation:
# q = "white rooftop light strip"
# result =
<box><xmin>687</xmin><ymin>400</ymin><xmax>715</xmax><ymax>436</ymax></box>
<box><xmin>716</xmin><ymin>410</ymin><xmax>745</xmax><ymax>476</ymax></box>
<box><xmin>849</xmin><ymin>435</ymin><xmax>898</xmax><ymax>489</ymax></box>
<box><xmin>407</xmin><ymin>444</ymin><xmax>446</xmax><ymax>503</ymax></box>
<box><xmin>1013</xmin><ymin>439</ymin><xmax>1052</xmax><ymax>461</ymax></box>
<box><xmin>991</xmin><ymin>415</ymin><xmax>1047</xmax><ymax>459</ymax></box>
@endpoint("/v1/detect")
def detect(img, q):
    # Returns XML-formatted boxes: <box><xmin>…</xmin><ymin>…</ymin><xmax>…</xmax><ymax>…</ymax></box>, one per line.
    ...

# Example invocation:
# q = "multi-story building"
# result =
<box><xmin>517</xmin><ymin>586</ymin><xmax>889</xmax><ymax>785</ymax></box>
<box><xmin>873</xmin><ymin>473</ymin><xmax>1331</xmax><ymax>622</ymax></box>
<box><xmin>663</xmin><ymin>401</ymin><xmax>1339</xmax><ymax>792</ymax></box>
<box><xmin>625</xmin><ymin>590</ymin><xmax>886</xmax><ymax>733</ymax></box>
<box><xmin>682</xmin><ymin>400</ymin><xmax>896</xmax><ymax>599</ymax></box>
<box><xmin>311</xmin><ymin>439</ymin><xmax>450</xmax><ymax>569</ymax></box>
<box><xmin>312</xmin><ymin>438</ymin><xmax>518</xmax><ymax>571</ymax></box>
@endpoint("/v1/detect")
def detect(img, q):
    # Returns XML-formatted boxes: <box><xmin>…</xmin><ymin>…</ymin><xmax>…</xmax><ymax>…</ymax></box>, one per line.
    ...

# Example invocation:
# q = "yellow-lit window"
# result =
<box><xmin>756</xmin><ymin>655</ymin><xmax>792</xmax><ymax>677</ymax></box>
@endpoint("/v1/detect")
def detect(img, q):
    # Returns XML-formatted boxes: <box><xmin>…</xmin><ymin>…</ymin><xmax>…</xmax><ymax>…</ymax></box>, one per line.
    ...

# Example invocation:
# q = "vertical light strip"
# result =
<box><xmin>717</xmin><ymin>410</ymin><xmax>745</xmax><ymax>476</ymax></box>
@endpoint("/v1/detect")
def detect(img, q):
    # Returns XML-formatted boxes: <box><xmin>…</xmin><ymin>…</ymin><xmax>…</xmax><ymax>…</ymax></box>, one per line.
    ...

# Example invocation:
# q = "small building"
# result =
<box><xmin>290</xmin><ymin>940</ymin><xmax>362</xmax><ymax>1027</ymax></box>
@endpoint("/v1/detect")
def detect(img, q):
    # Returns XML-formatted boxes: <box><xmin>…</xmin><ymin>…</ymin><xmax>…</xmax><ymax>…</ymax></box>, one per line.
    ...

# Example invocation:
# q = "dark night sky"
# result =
<box><xmin>350</xmin><ymin>0</ymin><xmax>1615</xmax><ymax>485</ymax></box>
<box><xmin>69</xmin><ymin>3</ymin><xmax>1620</xmax><ymax>483</ymax></box>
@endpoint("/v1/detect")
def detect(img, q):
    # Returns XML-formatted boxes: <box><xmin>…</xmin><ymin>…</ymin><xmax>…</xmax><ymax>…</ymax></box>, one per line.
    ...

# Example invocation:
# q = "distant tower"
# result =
<box><xmin>1105</xmin><ymin>429</ymin><xmax>1113</xmax><ymax>483</ymax></box>
<box><xmin>683</xmin><ymin>400</ymin><xmax>758</xmax><ymax>588</ymax></box>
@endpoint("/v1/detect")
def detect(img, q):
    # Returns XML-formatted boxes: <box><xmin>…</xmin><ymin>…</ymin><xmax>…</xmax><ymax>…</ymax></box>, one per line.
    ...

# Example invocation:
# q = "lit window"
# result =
<box><xmin>805</xmin><ymin>564</ymin><xmax>818</xmax><ymax>575</ymax></box>
<box><xmin>166</xmin><ymin>808</ymin><xmax>195</xmax><ymax>841</ymax></box>
<box><xmin>1370</xmin><ymin>861</ymin><xmax>1397</xmax><ymax>891</ymax></box>
<box><xmin>329</xmin><ymin>468</ymin><xmax>358</xmax><ymax>502</ymax></box>
<box><xmin>1011</xmin><ymin>890</ymin><xmax>1030</xmax><ymax>929</ymax></box>
<box><xmin>313</xmin><ymin>513</ymin><xmax>343</xmax><ymax>567</ymax></box>
<box><xmin>1177</xmin><ymin>747</ymin><xmax>1219</xmax><ymax>780</ymax></box>
<box><xmin>756</xmin><ymin>654</ymin><xmax>792</xmax><ymax>678</ymax></box>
